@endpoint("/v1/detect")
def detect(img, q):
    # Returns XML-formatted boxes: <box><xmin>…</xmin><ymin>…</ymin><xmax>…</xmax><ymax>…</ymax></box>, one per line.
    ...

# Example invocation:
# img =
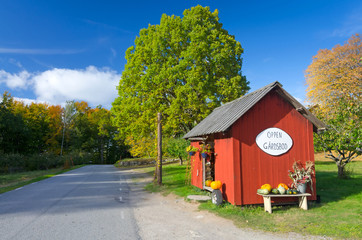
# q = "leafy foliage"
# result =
<box><xmin>164</xmin><ymin>137</ymin><xmax>189</xmax><ymax>163</ymax></box>
<box><xmin>0</xmin><ymin>152</ymin><xmax>90</xmax><ymax>173</ymax></box>
<box><xmin>306</xmin><ymin>34</ymin><xmax>361</xmax><ymax>117</ymax></box>
<box><xmin>0</xmin><ymin>92</ymin><xmax>128</xmax><ymax>172</ymax></box>
<box><xmin>0</xmin><ymin>92</ymin><xmax>30</xmax><ymax>154</ymax></box>
<box><xmin>125</xmin><ymin>135</ymin><xmax>157</xmax><ymax>158</ymax></box>
<box><xmin>60</xmin><ymin>100</ymin><xmax>76</xmax><ymax>155</ymax></box>
<box><xmin>314</xmin><ymin>99</ymin><xmax>361</xmax><ymax>178</ymax></box>
<box><xmin>112</xmin><ymin>5</ymin><xmax>249</xmax><ymax>149</ymax></box>
<box><xmin>306</xmin><ymin>34</ymin><xmax>362</xmax><ymax>178</ymax></box>
<box><xmin>66</xmin><ymin>102</ymin><xmax>128</xmax><ymax>164</ymax></box>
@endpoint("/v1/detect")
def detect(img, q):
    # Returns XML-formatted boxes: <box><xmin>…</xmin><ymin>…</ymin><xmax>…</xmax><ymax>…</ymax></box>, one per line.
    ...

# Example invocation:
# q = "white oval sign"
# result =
<box><xmin>256</xmin><ymin>127</ymin><xmax>293</xmax><ymax>156</ymax></box>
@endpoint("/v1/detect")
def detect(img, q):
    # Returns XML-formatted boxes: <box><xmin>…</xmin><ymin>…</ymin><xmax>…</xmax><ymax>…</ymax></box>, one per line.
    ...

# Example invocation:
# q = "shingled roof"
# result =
<box><xmin>183</xmin><ymin>81</ymin><xmax>325</xmax><ymax>139</ymax></box>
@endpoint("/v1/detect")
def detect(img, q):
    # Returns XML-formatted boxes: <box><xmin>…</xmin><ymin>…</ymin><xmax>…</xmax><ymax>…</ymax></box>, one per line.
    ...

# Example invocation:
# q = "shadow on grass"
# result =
<box><xmin>314</xmin><ymin>161</ymin><xmax>336</xmax><ymax>166</ymax></box>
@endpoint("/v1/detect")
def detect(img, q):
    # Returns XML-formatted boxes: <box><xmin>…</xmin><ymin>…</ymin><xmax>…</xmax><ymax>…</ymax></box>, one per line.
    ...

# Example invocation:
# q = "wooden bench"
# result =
<box><xmin>257</xmin><ymin>193</ymin><xmax>311</xmax><ymax>213</ymax></box>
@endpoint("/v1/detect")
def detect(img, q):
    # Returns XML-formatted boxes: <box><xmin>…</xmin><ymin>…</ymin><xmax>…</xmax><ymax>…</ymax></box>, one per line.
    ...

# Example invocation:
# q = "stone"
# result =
<box><xmin>187</xmin><ymin>195</ymin><xmax>211</xmax><ymax>202</ymax></box>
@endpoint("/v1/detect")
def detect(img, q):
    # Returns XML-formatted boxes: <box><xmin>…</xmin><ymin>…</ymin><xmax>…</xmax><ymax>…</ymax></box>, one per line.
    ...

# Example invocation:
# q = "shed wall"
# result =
<box><xmin>190</xmin><ymin>142</ymin><xmax>203</xmax><ymax>189</ymax></box>
<box><xmin>232</xmin><ymin>90</ymin><xmax>316</xmax><ymax>205</ymax></box>
<box><xmin>214</xmin><ymin>135</ymin><xmax>236</xmax><ymax>203</ymax></box>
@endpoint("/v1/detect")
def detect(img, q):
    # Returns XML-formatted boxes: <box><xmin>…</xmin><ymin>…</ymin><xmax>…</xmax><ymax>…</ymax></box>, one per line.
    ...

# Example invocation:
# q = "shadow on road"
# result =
<box><xmin>0</xmin><ymin>165</ymin><xmax>152</xmax><ymax>215</ymax></box>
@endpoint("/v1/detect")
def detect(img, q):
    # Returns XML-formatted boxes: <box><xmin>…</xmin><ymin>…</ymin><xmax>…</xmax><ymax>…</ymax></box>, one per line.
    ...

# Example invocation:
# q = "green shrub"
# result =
<box><xmin>26</xmin><ymin>153</ymin><xmax>63</xmax><ymax>171</ymax></box>
<box><xmin>0</xmin><ymin>153</ymin><xmax>26</xmax><ymax>173</ymax></box>
<box><xmin>0</xmin><ymin>152</ymin><xmax>91</xmax><ymax>173</ymax></box>
<box><xmin>66</xmin><ymin>151</ymin><xmax>93</xmax><ymax>165</ymax></box>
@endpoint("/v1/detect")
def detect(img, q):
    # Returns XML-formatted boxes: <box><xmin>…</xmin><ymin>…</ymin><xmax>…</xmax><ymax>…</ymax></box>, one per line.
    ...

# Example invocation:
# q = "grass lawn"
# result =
<box><xmin>0</xmin><ymin>165</ymin><xmax>85</xmax><ymax>194</ymax></box>
<box><xmin>131</xmin><ymin>160</ymin><xmax>362</xmax><ymax>239</ymax></box>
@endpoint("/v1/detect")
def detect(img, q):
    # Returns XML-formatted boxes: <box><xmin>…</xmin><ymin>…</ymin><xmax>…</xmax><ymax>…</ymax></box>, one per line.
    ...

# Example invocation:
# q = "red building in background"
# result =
<box><xmin>183</xmin><ymin>81</ymin><xmax>325</xmax><ymax>205</ymax></box>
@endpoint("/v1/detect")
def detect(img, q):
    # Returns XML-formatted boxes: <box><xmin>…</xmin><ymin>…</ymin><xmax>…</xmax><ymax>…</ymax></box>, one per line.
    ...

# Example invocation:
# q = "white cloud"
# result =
<box><xmin>82</xmin><ymin>19</ymin><xmax>133</xmax><ymax>34</ymax></box>
<box><xmin>14</xmin><ymin>97</ymin><xmax>45</xmax><ymax>106</ymax></box>
<box><xmin>0</xmin><ymin>48</ymin><xmax>83</xmax><ymax>55</ymax></box>
<box><xmin>330</xmin><ymin>8</ymin><xmax>362</xmax><ymax>38</ymax></box>
<box><xmin>0</xmin><ymin>70</ymin><xmax>31</xmax><ymax>89</ymax></box>
<box><xmin>0</xmin><ymin>66</ymin><xmax>121</xmax><ymax>108</ymax></box>
<box><xmin>33</xmin><ymin>66</ymin><xmax>121</xmax><ymax>107</ymax></box>
<box><xmin>331</xmin><ymin>24</ymin><xmax>362</xmax><ymax>38</ymax></box>
<box><xmin>9</xmin><ymin>58</ymin><xmax>23</xmax><ymax>68</ymax></box>
<box><xmin>110</xmin><ymin>48</ymin><xmax>117</xmax><ymax>57</ymax></box>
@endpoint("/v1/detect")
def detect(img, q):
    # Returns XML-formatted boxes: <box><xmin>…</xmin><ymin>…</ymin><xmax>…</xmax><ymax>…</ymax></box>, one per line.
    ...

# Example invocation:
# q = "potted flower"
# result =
<box><xmin>200</xmin><ymin>144</ymin><xmax>212</xmax><ymax>159</ymax></box>
<box><xmin>186</xmin><ymin>145</ymin><xmax>198</xmax><ymax>156</ymax></box>
<box><xmin>288</xmin><ymin>160</ymin><xmax>314</xmax><ymax>194</ymax></box>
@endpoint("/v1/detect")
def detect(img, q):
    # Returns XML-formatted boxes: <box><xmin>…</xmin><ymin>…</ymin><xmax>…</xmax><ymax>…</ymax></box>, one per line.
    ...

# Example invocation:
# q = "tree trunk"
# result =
<box><xmin>60</xmin><ymin>120</ymin><xmax>66</xmax><ymax>156</ymax></box>
<box><xmin>100</xmin><ymin>138</ymin><xmax>104</xmax><ymax>164</ymax></box>
<box><xmin>338</xmin><ymin>165</ymin><xmax>345</xmax><ymax>178</ymax></box>
<box><xmin>179</xmin><ymin>154</ymin><xmax>183</xmax><ymax>165</ymax></box>
<box><xmin>106</xmin><ymin>140</ymin><xmax>110</xmax><ymax>164</ymax></box>
<box><xmin>157</xmin><ymin>113</ymin><xmax>162</xmax><ymax>185</ymax></box>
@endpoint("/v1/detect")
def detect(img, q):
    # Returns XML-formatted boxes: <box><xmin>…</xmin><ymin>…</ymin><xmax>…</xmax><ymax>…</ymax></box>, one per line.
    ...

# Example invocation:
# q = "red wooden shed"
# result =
<box><xmin>183</xmin><ymin>81</ymin><xmax>325</xmax><ymax>205</ymax></box>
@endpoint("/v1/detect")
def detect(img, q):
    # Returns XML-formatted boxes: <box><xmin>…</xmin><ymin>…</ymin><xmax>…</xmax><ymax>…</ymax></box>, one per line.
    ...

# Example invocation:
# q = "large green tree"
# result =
<box><xmin>112</xmin><ymin>5</ymin><xmax>249</xmax><ymax>149</ymax></box>
<box><xmin>314</xmin><ymin>99</ymin><xmax>361</xmax><ymax>178</ymax></box>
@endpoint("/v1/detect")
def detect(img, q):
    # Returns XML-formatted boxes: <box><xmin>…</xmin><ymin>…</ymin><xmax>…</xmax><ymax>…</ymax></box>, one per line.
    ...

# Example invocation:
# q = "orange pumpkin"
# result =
<box><xmin>205</xmin><ymin>180</ymin><xmax>212</xmax><ymax>187</ymax></box>
<box><xmin>278</xmin><ymin>183</ymin><xmax>289</xmax><ymax>190</ymax></box>
<box><xmin>210</xmin><ymin>181</ymin><xmax>217</xmax><ymax>189</ymax></box>
<box><xmin>210</xmin><ymin>180</ymin><xmax>222</xmax><ymax>190</ymax></box>
<box><xmin>260</xmin><ymin>184</ymin><xmax>272</xmax><ymax>193</ymax></box>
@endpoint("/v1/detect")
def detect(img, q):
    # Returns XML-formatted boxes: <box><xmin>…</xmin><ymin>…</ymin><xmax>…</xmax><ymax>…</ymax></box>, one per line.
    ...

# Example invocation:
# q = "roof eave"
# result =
<box><xmin>275</xmin><ymin>87</ymin><xmax>326</xmax><ymax>132</ymax></box>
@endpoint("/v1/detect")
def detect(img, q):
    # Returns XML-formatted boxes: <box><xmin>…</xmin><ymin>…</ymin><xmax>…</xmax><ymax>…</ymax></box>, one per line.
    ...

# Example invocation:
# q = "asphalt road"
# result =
<box><xmin>0</xmin><ymin>165</ymin><xmax>140</xmax><ymax>240</ymax></box>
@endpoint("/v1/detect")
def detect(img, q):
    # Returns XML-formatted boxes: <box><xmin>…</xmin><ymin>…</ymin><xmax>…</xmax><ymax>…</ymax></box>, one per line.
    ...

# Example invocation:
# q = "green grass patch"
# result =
<box><xmin>0</xmin><ymin>165</ymin><xmax>85</xmax><ymax>194</ymax></box>
<box><xmin>133</xmin><ymin>161</ymin><xmax>362</xmax><ymax>239</ymax></box>
<box><xmin>129</xmin><ymin>164</ymin><xmax>204</xmax><ymax>197</ymax></box>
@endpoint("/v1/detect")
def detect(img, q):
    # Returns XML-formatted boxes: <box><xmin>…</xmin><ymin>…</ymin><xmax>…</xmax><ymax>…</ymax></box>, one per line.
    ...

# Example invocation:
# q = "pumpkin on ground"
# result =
<box><xmin>260</xmin><ymin>184</ymin><xmax>272</xmax><ymax>193</ymax></box>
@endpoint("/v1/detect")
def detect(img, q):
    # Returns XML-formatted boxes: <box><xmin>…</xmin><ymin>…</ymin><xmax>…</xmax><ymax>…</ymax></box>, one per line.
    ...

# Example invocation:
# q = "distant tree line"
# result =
<box><xmin>0</xmin><ymin>92</ymin><xmax>128</xmax><ymax>173</ymax></box>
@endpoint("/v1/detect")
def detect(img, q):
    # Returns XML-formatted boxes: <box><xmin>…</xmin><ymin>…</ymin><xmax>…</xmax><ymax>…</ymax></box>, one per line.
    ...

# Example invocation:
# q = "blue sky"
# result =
<box><xmin>0</xmin><ymin>0</ymin><xmax>361</xmax><ymax>108</ymax></box>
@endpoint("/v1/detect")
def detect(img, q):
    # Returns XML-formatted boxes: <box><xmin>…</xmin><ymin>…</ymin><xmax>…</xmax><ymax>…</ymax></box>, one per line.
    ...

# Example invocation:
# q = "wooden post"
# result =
<box><xmin>157</xmin><ymin>112</ymin><xmax>162</xmax><ymax>185</ymax></box>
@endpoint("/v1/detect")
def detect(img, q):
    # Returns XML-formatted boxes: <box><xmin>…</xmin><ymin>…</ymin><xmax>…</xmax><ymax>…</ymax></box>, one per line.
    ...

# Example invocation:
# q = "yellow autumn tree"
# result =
<box><xmin>305</xmin><ymin>34</ymin><xmax>362</xmax><ymax>117</ymax></box>
<box><xmin>125</xmin><ymin>135</ymin><xmax>157</xmax><ymax>158</ymax></box>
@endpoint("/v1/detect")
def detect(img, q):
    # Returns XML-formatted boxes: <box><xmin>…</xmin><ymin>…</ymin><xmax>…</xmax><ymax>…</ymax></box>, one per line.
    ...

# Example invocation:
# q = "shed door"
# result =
<box><xmin>203</xmin><ymin>142</ymin><xmax>215</xmax><ymax>189</ymax></box>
